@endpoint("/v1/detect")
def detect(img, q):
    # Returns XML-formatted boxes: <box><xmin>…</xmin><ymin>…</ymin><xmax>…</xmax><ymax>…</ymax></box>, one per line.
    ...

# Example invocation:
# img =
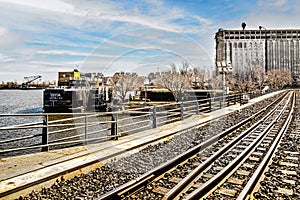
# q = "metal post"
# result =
<box><xmin>239</xmin><ymin>93</ymin><xmax>242</xmax><ymax>105</ymax></box>
<box><xmin>259</xmin><ymin>26</ymin><xmax>268</xmax><ymax>72</ymax></box>
<box><xmin>234</xmin><ymin>94</ymin><xmax>237</xmax><ymax>104</ymax></box>
<box><xmin>222</xmin><ymin>69</ymin><xmax>226</xmax><ymax>95</ymax></box>
<box><xmin>265</xmin><ymin>31</ymin><xmax>268</xmax><ymax>72</ymax></box>
<box><xmin>144</xmin><ymin>84</ymin><xmax>147</xmax><ymax>106</ymax></box>
<box><xmin>222</xmin><ymin>69</ymin><xmax>225</xmax><ymax>109</ymax></box>
<box><xmin>42</xmin><ymin>114</ymin><xmax>49</xmax><ymax>151</ymax></box>
<box><xmin>111</xmin><ymin>113</ymin><xmax>118</xmax><ymax>140</ymax></box>
<box><xmin>196</xmin><ymin>101</ymin><xmax>199</xmax><ymax>115</ymax></box>
<box><xmin>180</xmin><ymin>102</ymin><xmax>184</xmax><ymax>120</ymax></box>
<box><xmin>84</xmin><ymin>114</ymin><xmax>87</xmax><ymax>144</ymax></box>
<box><xmin>227</xmin><ymin>95</ymin><xmax>230</xmax><ymax>106</ymax></box>
<box><xmin>152</xmin><ymin>106</ymin><xmax>157</xmax><ymax>128</ymax></box>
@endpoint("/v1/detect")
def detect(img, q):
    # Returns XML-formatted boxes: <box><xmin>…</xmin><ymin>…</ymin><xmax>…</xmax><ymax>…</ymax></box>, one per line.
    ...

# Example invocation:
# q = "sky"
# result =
<box><xmin>0</xmin><ymin>0</ymin><xmax>300</xmax><ymax>83</ymax></box>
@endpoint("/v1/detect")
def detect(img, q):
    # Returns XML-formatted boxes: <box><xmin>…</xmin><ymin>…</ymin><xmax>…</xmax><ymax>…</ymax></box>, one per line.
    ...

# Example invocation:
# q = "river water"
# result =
<box><xmin>0</xmin><ymin>90</ymin><xmax>113</xmax><ymax>157</ymax></box>
<box><xmin>0</xmin><ymin>90</ymin><xmax>152</xmax><ymax>158</ymax></box>
<box><xmin>0</xmin><ymin>90</ymin><xmax>44</xmax><ymax>157</ymax></box>
<box><xmin>0</xmin><ymin>89</ymin><xmax>43</xmax><ymax>114</ymax></box>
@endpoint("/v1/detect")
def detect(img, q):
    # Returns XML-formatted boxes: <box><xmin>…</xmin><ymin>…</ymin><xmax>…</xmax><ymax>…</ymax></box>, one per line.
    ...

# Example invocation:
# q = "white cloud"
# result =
<box><xmin>258</xmin><ymin>0</ymin><xmax>288</xmax><ymax>8</ymax></box>
<box><xmin>1</xmin><ymin>0</ymin><xmax>299</xmax><ymax>83</ymax></box>
<box><xmin>37</xmin><ymin>50</ymin><xmax>90</xmax><ymax>57</ymax></box>
<box><xmin>0</xmin><ymin>0</ymin><xmax>75</xmax><ymax>14</ymax></box>
<box><xmin>0</xmin><ymin>27</ymin><xmax>30</xmax><ymax>49</ymax></box>
<box><xmin>0</xmin><ymin>53</ymin><xmax>15</xmax><ymax>62</ymax></box>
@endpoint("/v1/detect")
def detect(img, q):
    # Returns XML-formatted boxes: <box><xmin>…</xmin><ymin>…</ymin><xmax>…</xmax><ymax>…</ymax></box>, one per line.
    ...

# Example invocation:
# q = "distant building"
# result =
<box><xmin>58</xmin><ymin>70</ymin><xmax>81</xmax><ymax>86</ymax></box>
<box><xmin>215</xmin><ymin>28</ymin><xmax>300</xmax><ymax>80</ymax></box>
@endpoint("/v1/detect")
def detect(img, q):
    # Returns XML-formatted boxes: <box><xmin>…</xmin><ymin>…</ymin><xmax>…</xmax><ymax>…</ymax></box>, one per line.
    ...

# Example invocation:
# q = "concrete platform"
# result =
<box><xmin>0</xmin><ymin>91</ymin><xmax>283</xmax><ymax>199</ymax></box>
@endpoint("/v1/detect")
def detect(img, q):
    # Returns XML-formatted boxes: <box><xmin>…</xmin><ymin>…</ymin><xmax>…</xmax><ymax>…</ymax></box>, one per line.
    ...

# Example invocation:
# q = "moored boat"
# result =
<box><xmin>43</xmin><ymin>70</ymin><xmax>112</xmax><ymax>113</ymax></box>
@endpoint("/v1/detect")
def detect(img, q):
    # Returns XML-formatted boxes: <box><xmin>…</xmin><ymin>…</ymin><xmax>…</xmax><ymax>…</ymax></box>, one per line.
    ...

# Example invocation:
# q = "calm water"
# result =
<box><xmin>0</xmin><ymin>89</ymin><xmax>43</xmax><ymax>115</ymax></box>
<box><xmin>0</xmin><ymin>90</ymin><xmax>151</xmax><ymax>157</ymax></box>
<box><xmin>0</xmin><ymin>90</ymin><xmax>111</xmax><ymax>157</ymax></box>
<box><xmin>0</xmin><ymin>90</ymin><xmax>44</xmax><ymax>157</ymax></box>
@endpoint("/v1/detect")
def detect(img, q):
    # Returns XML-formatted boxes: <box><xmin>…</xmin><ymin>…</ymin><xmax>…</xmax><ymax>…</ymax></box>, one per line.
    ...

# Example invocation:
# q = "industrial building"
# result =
<box><xmin>215</xmin><ymin>28</ymin><xmax>300</xmax><ymax>80</ymax></box>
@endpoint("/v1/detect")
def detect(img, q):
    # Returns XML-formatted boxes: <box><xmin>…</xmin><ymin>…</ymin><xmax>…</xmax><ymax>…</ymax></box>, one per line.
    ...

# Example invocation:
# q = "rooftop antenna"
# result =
<box><xmin>74</xmin><ymin>65</ymin><xmax>79</xmax><ymax>72</ymax></box>
<box><xmin>242</xmin><ymin>22</ymin><xmax>246</xmax><ymax>30</ymax></box>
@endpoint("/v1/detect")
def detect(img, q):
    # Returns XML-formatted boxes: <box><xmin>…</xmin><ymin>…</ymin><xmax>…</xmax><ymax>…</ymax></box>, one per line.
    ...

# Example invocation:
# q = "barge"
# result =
<box><xmin>43</xmin><ymin>70</ymin><xmax>112</xmax><ymax>113</ymax></box>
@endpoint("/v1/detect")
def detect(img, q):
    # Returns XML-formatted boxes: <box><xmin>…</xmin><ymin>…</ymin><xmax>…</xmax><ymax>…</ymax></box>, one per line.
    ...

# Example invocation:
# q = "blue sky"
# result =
<box><xmin>0</xmin><ymin>0</ymin><xmax>299</xmax><ymax>82</ymax></box>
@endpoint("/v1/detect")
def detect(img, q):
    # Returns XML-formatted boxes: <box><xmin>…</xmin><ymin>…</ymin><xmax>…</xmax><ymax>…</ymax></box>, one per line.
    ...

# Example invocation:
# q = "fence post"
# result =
<box><xmin>234</xmin><ymin>94</ymin><xmax>237</xmax><ymax>104</ymax></box>
<box><xmin>152</xmin><ymin>106</ymin><xmax>157</xmax><ymax>128</ymax></box>
<box><xmin>111</xmin><ymin>113</ymin><xmax>118</xmax><ymax>140</ymax></box>
<box><xmin>239</xmin><ymin>93</ymin><xmax>242</xmax><ymax>105</ymax></box>
<box><xmin>42</xmin><ymin>114</ymin><xmax>49</xmax><ymax>152</ymax></box>
<box><xmin>209</xmin><ymin>98</ymin><xmax>212</xmax><ymax>112</ymax></box>
<box><xmin>180</xmin><ymin>102</ymin><xmax>184</xmax><ymax>120</ymax></box>
<box><xmin>227</xmin><ymin>95</ymin><xmax>230</xmax><ymax>106</ymax></box>
<box><xmin>195</xmin><ymin>101</ymin><xmax>199</xmax><ymax>115</ymax></box>
<box><xmin>84</xmin><ymin>114</ymin><xmax>87</xmax><ymax>144</ymax></box>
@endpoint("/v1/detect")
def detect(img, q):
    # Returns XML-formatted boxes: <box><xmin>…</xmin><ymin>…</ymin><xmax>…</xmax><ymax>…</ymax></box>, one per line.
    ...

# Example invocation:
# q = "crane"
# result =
<box><xmin>22</xmin><ymin>75</ymin><xmax>42</xmax><ymax>89</ymax></box>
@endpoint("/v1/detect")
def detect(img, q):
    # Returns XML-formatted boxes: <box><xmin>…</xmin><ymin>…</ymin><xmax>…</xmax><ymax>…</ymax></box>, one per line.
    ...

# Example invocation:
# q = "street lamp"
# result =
<box><xmin>216</xmin><ymin>61</ymin><xmax>232</xmax><ymax>95</ymax></box>
<box><xmin>259</xmin><ymin>26</ymin><xmax>268</xmax><ymax>72</ymax></box>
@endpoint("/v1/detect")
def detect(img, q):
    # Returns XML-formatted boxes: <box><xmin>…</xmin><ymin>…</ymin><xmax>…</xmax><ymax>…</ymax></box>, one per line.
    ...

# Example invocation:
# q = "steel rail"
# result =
<box><xmin>118</xmin><ymin>119</ymin><xmax>152</xmax><ymax>129</ymax></box>
<box><xmin>117</xmin><ymin>113</ymin><xmax>152</xmax><ymax>121</ymax></box>
<box><xmin>0</xmin><ymin>91</ymin><xmax>285</xmax><ymax>157</ymax></box>
<box><xmin>118</xmin><ymin>124</ymin><xmax>152</xmax><ymax>136</ymax></box>
<box><xmin>98</xmin><ymin>92</ymin><xmax>287</xmax><ymax>200</ymax></box>
<box><xmin>0</xmin><ymin>133</ymin><xmax>42</xmax><ymax>144</ymax></box>
<box><xmin>156</xmin><ymin>117</ymin><xmax>181</xmax><ymax>125</ymax></box>
<box><xmin>49</xmin><ymin>127</ymin><xmax>110</xmax><ymax>144</ymax></box>
<box><xmin>48</xmin><ymin>125</ymin><xmax>85</xmax><ymax>135</ymax></box>
<box><xmin>0</xmin><ymin>124</ymin><xmax>44</xmax><ymax>130</ymax></box>
<box><xmin>0</xmin><ymin>134</ymin><xmax>113</xmax><ymax>154</ymax></box>
<box><xmin>237</xmin><ymin>91</ymin><xmax>295</xmax><ymax>200</ymax></box>
<box><xmin>185</xmin><ymin>91</ymin><xmax>293</xmax><ymax>200</ymax></box>
<box><xmin>79</xmin><ymin>127</ymin><xmax>110</xmax><ymax>137</ymax></box>
<box><xmin>163</xmin><ymin>91</ymin><xmax>292</xmax><ymax>200</ymax></box>
<box><xmin>160</xmin><ymin>111</ymin><xmax>181</xmax><ymax>118</ymax></box>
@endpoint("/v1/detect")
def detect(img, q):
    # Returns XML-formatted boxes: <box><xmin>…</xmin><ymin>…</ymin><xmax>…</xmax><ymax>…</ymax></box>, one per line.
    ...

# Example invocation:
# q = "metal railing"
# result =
<box><xmin>0</xmin><ymin>92</ymin><xmax>260</xmax><ymax>157</ymax></box>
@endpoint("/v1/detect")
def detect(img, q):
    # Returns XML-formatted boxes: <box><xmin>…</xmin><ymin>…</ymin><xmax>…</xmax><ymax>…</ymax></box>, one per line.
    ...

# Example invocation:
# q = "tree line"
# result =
<box><xmin>111</xmin><ymin>63</ymin><xmax>293</xmax><ymax>103</ymax></box>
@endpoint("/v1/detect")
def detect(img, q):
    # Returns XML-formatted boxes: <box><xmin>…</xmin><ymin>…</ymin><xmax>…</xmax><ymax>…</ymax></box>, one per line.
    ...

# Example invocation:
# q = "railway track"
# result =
<box><xmin>183</xmin><ymin>91</ymin><xmax>294</xmax><ymax>200</ymax></box>
<box><xmin>99</xmin><ymin>91</ymin><xmax>294</xmax><ymax>200</ymax></box>
<box><xmin>250</xmin><ymin>90</ymin><xmax>300</xmax><ymax>199</ymax></box>
<box><xmin>17</xmin><ymin>91</ymin><xmax>289</xmax><ymax>200</ymax></box>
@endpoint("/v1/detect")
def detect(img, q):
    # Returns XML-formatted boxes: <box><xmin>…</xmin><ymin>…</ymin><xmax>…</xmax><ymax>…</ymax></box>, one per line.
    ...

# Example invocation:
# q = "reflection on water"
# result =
<box><xmin>0</xmin><ymin>90</ymin><xmax>153</xmax><ymax>158</ymax></box>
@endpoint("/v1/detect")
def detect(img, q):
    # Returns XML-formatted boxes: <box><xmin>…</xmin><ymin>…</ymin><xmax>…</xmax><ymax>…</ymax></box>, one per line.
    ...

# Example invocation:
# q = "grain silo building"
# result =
<box><xmin>215</xmin><ymin>28</ymin><xmax>300</xmax><ymax>80</ymax></box>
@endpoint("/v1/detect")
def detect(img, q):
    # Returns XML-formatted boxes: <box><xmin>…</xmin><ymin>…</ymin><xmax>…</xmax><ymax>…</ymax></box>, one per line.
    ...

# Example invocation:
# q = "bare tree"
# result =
<box><xmin>155</xmin><ymin>63</ymin><xmax>191</xmax><ymax>101</ymax></box>
<box><xmin>230</xmin><ymin>66</ymin><xmax>292</xmax><ymax>92</ymax></box>
<box><xmin>112</xmin><ymin>72</ymin><xmax>144</xmax><ymax>103</ymax></box>
<box><xmin>208</xmin><ymin>75</ymin><xmax>222</xmax><ymax>90</ymax></box>
<box><xmin>266</xmin><ymin>68</ymin><xmax>292</xmax><ymax>90</ymax></box>
<box><xmin>251</xmin><ymin>65</ymin><xmax>266</xmax><ymax>90</ymax></box>
<box><xmin>189</xmin><ymin>67</ymin><xmax>206</xmax><ymax>89</ymax></box>
<box><xmin>229</xmin><ymin>65</ymin><xmax>265</xmax><ymax>92</ymax></box>
<box><xmin>279</xmin><ymin>68</ymin><xmax>293</xmax><ymax>87</ymax></box>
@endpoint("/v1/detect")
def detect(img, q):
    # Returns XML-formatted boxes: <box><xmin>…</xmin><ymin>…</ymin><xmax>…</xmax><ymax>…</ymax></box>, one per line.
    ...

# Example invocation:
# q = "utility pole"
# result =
<box><xmin>259</xmin><ymin>26</ymin><xmax>268</xmax><ymax>72</ymax></box>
